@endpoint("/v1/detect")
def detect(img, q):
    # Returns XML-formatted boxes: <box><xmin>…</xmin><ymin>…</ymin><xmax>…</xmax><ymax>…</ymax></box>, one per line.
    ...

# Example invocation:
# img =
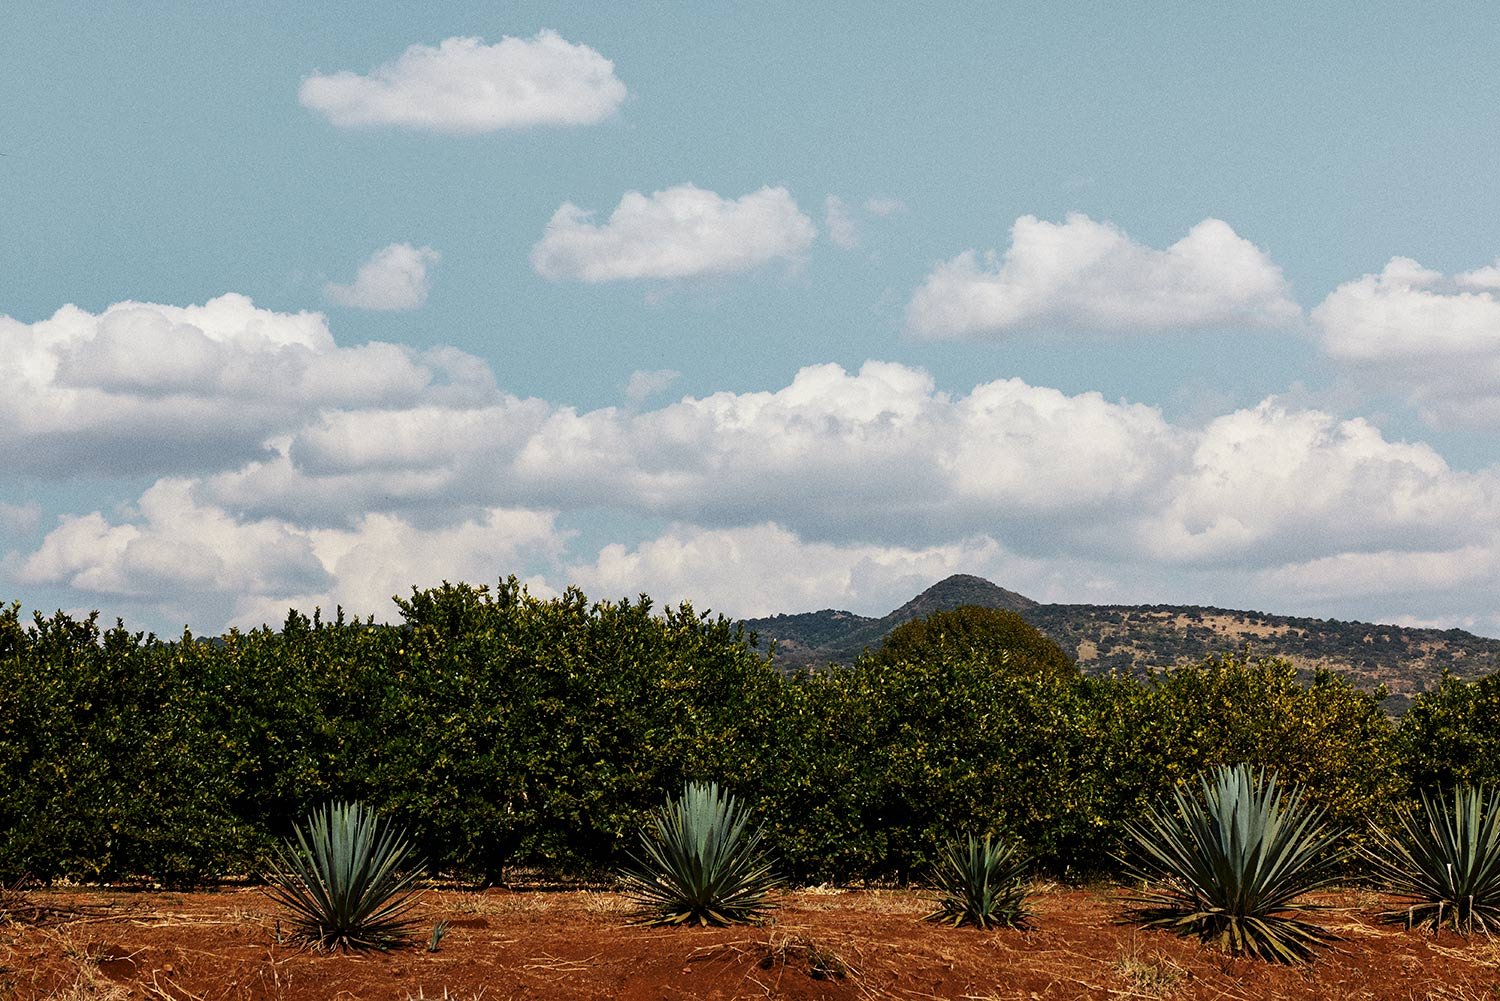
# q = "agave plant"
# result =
<box><xmin>925</xmin><ymin>833</ymin><xmax>1030</xmax><ymax>929</ymax></box>
<box><xmin>264</xmin><ymin>800</ymin><xmax>425</xmax><ymax>949</ymax></box>
<box><xmin>618</xmin><ymin>781</ymin><xmax>781</xmax><ymax>926</ymax></box>
<box><xmin>1365</xmin><ymin>785</ymin><xmax>1500</xmax><ymax>936</ymax></box>
<box><xmin>1121</xmin><ymin>764</ymin><xmax>1345</xmax><ymax>963</ymax></box>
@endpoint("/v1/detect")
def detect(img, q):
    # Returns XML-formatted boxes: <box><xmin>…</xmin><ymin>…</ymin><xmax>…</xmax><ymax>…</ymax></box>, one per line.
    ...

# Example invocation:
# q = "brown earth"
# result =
<box><xmin>4</xmin><ymin>885</ymin><xmax>1498</xmax><ymax>1000</ymax></box>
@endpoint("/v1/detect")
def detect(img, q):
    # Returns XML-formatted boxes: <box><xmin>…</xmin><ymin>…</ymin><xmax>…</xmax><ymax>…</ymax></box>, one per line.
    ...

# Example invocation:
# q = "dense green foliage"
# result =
<box><xmin>871</xmin><ymin>606</ymin><xmax>1073</xmax><ymax>676</ymax></box>
<box><xmin>1365</xmin><ymin>786</ymin><xmax>1500</xmax><ymax>936</ymax></box>
<box><xmin>0</xmin><ymin>590</ymin><xmax>1496</xmax><ymax>887</ymax></box>
<box><xmin>925</xmin><ymin>833</ymin><xmax>1030</xmax><ymax>929</ymax></box>
<box><xmin>618</xmin><ymin>781</ymin><xmax>780</xmax><ymax>926</ymax></box>
<box><xmin>266</xmin><ymin>800</ymin><xmax>424</xmax><ymax>949</ymax></box>
<box><xmin>1394</xmin><ymin>671</ymin><xmax>1500</xmax><ymax>791</ymax></box>
<box><xmin>1122</xmin><ymin>765</ymin><xmax>1345</xmax><ymax>963</ymax></box>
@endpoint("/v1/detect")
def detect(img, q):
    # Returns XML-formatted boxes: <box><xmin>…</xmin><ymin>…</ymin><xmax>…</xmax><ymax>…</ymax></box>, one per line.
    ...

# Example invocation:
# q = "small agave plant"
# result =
<box><xmin>618</xmin><ymin>781</ymin><xmax>781</xmax><ymax>926</ymax></box>
<box><xmin>1121</xmin><ymin>763</ymin><xmax>1345</xmax><ymax>963</ymax></box>
<box><xmin>1365</xmin><ymin>785</ymin><xmax>1500</xmax><ymax>936</ymax></box>
<box><xmin>265</xmin><ymin>800</ymin><xmax>425</xmax><ymax>950</ymax></box>
<box><xmin>925</xmin><ymin>833</ymin><xmax>1030</xmax><ymax>930</ymax></box>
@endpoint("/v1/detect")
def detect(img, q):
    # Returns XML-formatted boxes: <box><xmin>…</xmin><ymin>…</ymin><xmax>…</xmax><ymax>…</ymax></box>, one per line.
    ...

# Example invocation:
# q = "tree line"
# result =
<box><xmin>1</xmin><ymin>582</ymin><xmax>1495</xmax><ymax>886</ymax></box>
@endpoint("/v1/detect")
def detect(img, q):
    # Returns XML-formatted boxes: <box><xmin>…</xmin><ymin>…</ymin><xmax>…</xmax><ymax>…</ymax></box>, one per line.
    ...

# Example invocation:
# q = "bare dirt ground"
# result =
<box><xmin>4</xmin><ymin>884</ymin><xmax>1499</xmax><ymax>1000</ymax></box>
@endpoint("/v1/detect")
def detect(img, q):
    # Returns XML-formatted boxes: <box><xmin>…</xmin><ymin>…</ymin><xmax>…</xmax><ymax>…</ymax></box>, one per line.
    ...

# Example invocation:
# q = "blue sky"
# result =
<box><xmin>4</xmin><ymin>3</ymin><xmax>1500</xmax><ymax>635</ymax></box>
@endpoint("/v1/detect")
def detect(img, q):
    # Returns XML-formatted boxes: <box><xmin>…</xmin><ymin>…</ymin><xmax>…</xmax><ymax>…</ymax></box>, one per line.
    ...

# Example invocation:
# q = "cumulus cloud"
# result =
<box><xmin>17</xmin><ymin>478</ymin><xmax>564</xmax><ymax>630</ymax></box>
<box><xmin>1138</xmin><ymin>401</ymin><xmax>1495</xmax><ymax>563</ymax></box>
<box><xmin>201</xmin><ymin>361</ymin><xmax>1180</xmax><ymax>546</ymax></box>
<box><xmin>824</xmin><ymin>195</ymin><xmax>859</xmax><ymax>249</ymax></box>
<box><xmin>171</xmin><ymin>358</ymin><xmax>1496</xmax><ymax>583</ymax></box>
<box><xmin>325</xmin><ymin>243</ymin><xmax>439</xmax><ymax>311</ymax></box>
<box><xmin>907</xmin><ymin>213</ymin><xmax>1301</xmax><ymax>338</ymax></box>
<box><xmin>299</xmin><ymin>31</ymin><xmax>626</xmax><ymax>133</ymax></box>
<box><xmin>624</xmin><ymin>368</ymin><xmax>682</xmax><ymax>402</ymax></box>
<box><xmin>9</xmin><ymin>286</ymin><xmax>1500</xmax><ymax>635</ymax></box>
<box><xmin>1313</xmin><ymin>257</ymin><xmax>1500</xmax><ymax>426</ymax></box>
<box><xmin>0</xmin><ymin>293</ymin><xmax>495</xmax><ymax>477</ymax></box>
<box><xmin>530</xmin><ymin>184</ymin><xmax>817</xmax><ymax>282</ymax></box>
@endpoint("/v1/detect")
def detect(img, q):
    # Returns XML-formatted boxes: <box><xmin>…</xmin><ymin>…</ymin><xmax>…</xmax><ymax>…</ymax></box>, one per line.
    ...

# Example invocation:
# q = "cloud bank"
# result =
<box><xmin>8</xmin><ymin>295</ymin><xmax>1498</xmax><ymax>634</ymax></box>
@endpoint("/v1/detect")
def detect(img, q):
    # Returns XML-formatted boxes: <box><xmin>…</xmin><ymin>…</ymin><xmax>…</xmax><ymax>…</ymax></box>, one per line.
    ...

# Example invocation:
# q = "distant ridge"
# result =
<box><xmin>741</xmin><ymin>574</ymin><xmax>1500</xmax><ymax>711</ymax></box>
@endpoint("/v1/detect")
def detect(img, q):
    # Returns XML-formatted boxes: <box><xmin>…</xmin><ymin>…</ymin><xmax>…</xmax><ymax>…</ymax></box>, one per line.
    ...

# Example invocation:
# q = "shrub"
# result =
<box><xmin>1365</xmin><ymin>786</ymin><xmax>1500</xmax><ymax>936</ymax></box>
<box><xmin>1121</xmin><ymin>764</ymin><xmax>1345</xmax><ymax>963</ymax></box>
<box><xmin>873</xmin><ymin>605</ymin><xmax>1074</xmax><ymax>676</ymax></box>
<box><xmin>925</xmin><ymin>833</ymin><xmax>1030</xmax><ymax>929</ymax></box>
<box><xmin>1115</xmin><ymin>654</ymin><xmax>1402</xmax><ymax>846</ymax></box>
<box><xmin>618</xmin><ymin>781</ymin><xmax>780</xmax><ymax>926</ymax></box>
<box><xmin>1398</xmin><ymin>673</ymin><xmax>1500</xmax><ymax>793</ymax></box>
<box><xmin>265</xmin><ymin>800</ymin><xmax>425</xmax><ymax>949</ymax></box>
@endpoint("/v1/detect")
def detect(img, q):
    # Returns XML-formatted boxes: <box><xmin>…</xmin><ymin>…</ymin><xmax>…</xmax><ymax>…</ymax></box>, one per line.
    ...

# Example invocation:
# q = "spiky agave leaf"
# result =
<box><xmin>1366</xmin><ymin>785</ymin><xmax>1500</xmax><ymax>936</ymax></box>
<box><xmin>1121</xmin><ymin>764</ymin><xmax>1345</xmax><ymax>963</ymax></box>
<box><xmin>925</xmin><ymin>833</ymin><xmax>1030</xmax><ymax>929</ymax></box>
<box><xmin>264</xmin><ymin>800</ymin><xmax>425</xmax><ymax>949</ymax></box>
<box><xmin>618</xmin><ymin>781</ymin><xmax>781</xmax><ymax>926</ymax></box>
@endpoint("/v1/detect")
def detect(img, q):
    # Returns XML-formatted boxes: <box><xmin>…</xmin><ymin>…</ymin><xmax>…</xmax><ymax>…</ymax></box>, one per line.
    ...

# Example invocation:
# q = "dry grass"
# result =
<box><xmin>1113</xmin><ymin>939</ymin><xmax>1188</xmax><ymax>999</ymax></box>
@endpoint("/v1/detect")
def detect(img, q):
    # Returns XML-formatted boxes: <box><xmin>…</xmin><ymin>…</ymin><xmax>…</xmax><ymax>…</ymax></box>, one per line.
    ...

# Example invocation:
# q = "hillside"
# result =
<box><xmin>741</xmin><ymin>575</ymin><xmax>1500</xmax><ymax>711</ymax></box>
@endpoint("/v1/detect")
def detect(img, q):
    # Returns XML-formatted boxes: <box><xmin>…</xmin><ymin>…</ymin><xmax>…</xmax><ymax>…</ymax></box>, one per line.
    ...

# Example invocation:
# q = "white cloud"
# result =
<box><xmin>824</xmin><ymin>195</ymin><xmax>859</xmax><ymax>249</ymax></box>
<box><xmin>214</xmin><ymin>361</ymin><xmax>1178</xmax><ymax>544</ymax></box>
<box><xmin>17</xmin><ymin>478</ymin><xmax>565</xmax><ymax>630</ymax></box>
<box><xmin>8</xmin><ymin>286</ymin><xmax>1500</xmax><ymax>634</ymax></box>
<box><xmin>325</xmin><ymin>243</ymin><xmax>439</xmax><ymax>311</ymax></box>
<box><xmin>1313</xmin><ymin>257</ymin><xmax>1500</xmax><ymax>426</ymax></box>
<box><xmin>299</xmin><ymin>31</ymin><xmax>625</xmax><ymax>133</ymax></box>
<box><xmin>1259</xmin><ymin>544</ymin><xmax>1499</xmax><ymax>602</ymax></box>
<box><xmin>624</xmin><ymin>368</ymin><xmax>682</xmax><ymax>403</ymax></box>
<box><xmin>1138</xmin><ymin>401</ymin><xmax>1495</xmax><ymax>563</ymax></box>
<box><xmin>570</xmin><ymin>522</ymin><xmax>1017</xmax><ymax>619</ymax></box>
<box><xmin>907</xmin><ymin>213</ymin><xmax>1300</xmax><ymax>338</ymax></box>
<box><xmin>184</xmin><ymin>359</ymin><xmax>1496</xmax><ymax>580</ymax></box>
<box><xmin>0</xmin><ymin>293</ymin><xmax>495</xmax><ymax>477</ymax></box>
<box><xmin>530</xmin><ymin>184</ymin><xmax>817</xmax><ymax>282</ymax></box>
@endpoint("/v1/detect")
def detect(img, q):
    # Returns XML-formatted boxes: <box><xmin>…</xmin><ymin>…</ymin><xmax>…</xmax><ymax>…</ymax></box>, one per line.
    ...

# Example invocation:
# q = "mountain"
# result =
<box><xmin>740</xmin><ymin>574</ymin><xmax>1500</xmax><ymax>711</ymax></box>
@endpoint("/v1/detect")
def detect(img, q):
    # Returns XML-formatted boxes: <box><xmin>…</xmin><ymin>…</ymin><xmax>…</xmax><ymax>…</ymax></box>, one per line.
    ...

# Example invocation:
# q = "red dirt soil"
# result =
<box><xmin>4</xmin><ymin>885</ymin><xmax>1498</xmax><ymax>1000</ymax></box>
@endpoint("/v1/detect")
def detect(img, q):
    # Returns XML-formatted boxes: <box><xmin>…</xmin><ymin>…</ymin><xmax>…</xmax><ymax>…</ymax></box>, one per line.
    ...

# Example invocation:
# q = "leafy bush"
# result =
<box><xmin>618</xmin><ymin>781</ymin><xmax>780</xmax><ymax>926</ymax></box>
<box><xmin>1122</xmin><ymin>764</ymin><xmax>1345</xmax><ymax>963</ymax></box>
<box><xmin>1397</xmin><ymin>673</ymin><xmax>1500</xmax><ymax>793</ymax></box>
<box><xmin>265</xmin><ymin>800</ymin><xmax>424</xmax><ymax>949</ymax></box>
<box><xmin>1365</xmin><ymin>786</ymin><xmax>1500</xmax><ymax>936</ymax></box>
<box><xmin>873</xmin><ymin>606</ymin><xmax>1073</xmax><ymax>676</ymax></box>
<box><xmin>925</xmin><ymin>834</ymin><xmax>1030</xmax><ymax>929</ymax></box>
<box><xmin>1109</xmin><ymin>654</ymin><xmax>1402</xmax><ymax>850</ymax></box>
<box><xmin>0</xmin><ymin>605</ymin><xmax>252</xmax><ymax>884</ymax></box>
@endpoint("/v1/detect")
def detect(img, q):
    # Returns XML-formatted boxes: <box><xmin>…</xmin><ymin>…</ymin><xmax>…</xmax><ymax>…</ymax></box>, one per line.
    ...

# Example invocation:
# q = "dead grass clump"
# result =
<box><xmin>579</xmin><ymin>892</ymin><xmax>632</xmax><ymax>917</ymax></box>
<box><xmin>449</xmin><ymin>891</ymin><xmax>551</xmax><ymax>918</ymax></box>
<box><xmin>757</xmin><ymin>933</ymin><xmax>856</xmax><ymax>981</ymax></box>
<box><xmin>29</xmin><ymin>929</ymin><xmax>132</xmax><ymax>1001</ymax></box>
<box><xmin>1113</xmin><ymin>940</ymin><xmax>1187</xmax><ymax>999</ymax></box>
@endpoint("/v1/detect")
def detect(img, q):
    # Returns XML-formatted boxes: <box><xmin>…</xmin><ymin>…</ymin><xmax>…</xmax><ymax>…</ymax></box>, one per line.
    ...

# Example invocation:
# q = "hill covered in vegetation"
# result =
<box><xmin>742</xmin><ymin>574</ymin><xmax>1500</xmax><ymax>710</ymax></box>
